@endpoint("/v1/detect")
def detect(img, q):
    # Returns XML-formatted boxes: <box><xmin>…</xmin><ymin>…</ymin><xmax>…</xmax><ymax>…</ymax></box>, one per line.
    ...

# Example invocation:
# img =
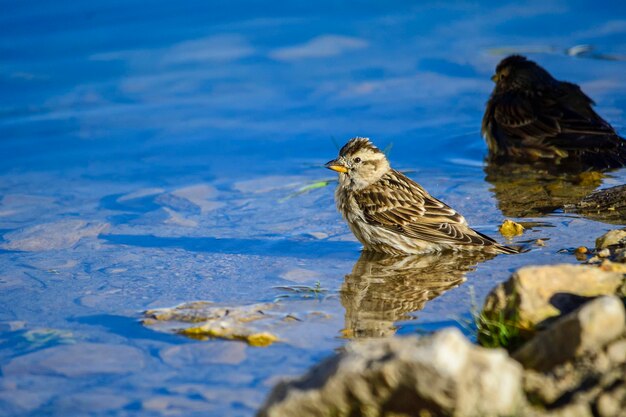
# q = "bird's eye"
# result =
<box><xmin>354</xmin><ymin>157</ymin><xmax>361</xmax><ymax>163</ymax></box>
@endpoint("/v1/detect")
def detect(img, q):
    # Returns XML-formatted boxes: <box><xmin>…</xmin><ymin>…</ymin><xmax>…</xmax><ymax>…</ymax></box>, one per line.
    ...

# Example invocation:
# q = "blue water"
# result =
<box><xmin>2</xmin><ymin>1</ymin><xmax>626</xmax><ymax>416</ymax></box>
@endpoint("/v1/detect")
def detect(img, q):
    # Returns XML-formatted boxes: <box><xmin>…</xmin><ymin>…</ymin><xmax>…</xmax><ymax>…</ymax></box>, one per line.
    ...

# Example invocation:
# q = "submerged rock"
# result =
<box><xmin>144</xmin><ymin>301</ymin><xmax>279</xmax><ymax>346</ymax></box>
<box><xmin>0</xmin><ymin>220</ymin><xmax>109</xmax><ymax>251</ymax></box>
<box><xmin>2</xmin><ymin>343</ymin><xmax>145</xmax><ymax>377</ymax></box>
<box><xmin>482</xmin><ymin>264</ymin><xmax>624</xmax><ymax>335</ymax></box>
<box><xmin>144</xmin><ymin>300</ymin><xmax>330</xmax><ymax>347</ymax></box>
<box><xmin>258</xmin><ymin>328</ymin><xmax>525</xmax><ymax>417</ymax></box>
<box><xmin>498</xmin><ymin>219</ymin><xmax>525</xmax><ymax>237</ymax></box>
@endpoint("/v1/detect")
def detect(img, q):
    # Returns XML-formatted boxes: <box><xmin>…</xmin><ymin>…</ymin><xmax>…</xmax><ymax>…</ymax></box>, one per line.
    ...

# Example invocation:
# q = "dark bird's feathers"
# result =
<box><xmin>339</xmin><ymin>137</ymin><xmax>382</xmax><ymax>157</ymax></box>
<box><xmin>483</xmin><ymin>55</ymin><xmax>626</xmax><ymax>169</ymax></box>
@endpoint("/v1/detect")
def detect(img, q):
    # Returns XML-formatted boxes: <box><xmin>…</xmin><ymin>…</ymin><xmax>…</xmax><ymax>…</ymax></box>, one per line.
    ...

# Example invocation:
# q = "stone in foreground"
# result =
<box><xmin>595</xmin><ymin>229</ymin><xmax>626</xmax><ymax>250</ymax></box>
<box><xmin>513</xmin><ymin>296</ymin><xmax>626</xmax><ymax>371</ymax></box>
<box><xmin>258</xmin><ymin>328</ymin><xmax>524</xmax><ymax>417</ymax></box>
<box><xmin>482</xmin><ymin>264</ymin><xmax>623</xmax><ymax>334</ymax></box>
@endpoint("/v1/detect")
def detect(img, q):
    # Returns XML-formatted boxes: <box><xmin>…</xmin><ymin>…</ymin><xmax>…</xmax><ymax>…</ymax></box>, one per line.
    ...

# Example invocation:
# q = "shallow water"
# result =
<box><xmin>1</xmin><ymin>1</ymin><xmax>626</xmax><ymax>416</ymax></box>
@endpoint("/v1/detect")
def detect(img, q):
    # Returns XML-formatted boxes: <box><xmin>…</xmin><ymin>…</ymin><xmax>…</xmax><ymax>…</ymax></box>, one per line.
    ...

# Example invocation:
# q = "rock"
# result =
<box><xmin>595</xmin><ymin>229</ymin><xmax>626</xmax><ymax>250</ymax></box>
<box><xmin>2</xmin><ymin>343</ymin><xmax>145</xmax><ymax>377</ymax></box>
<box><xmin>52</xmin><ymin>391</ymin><xmax>131</xmax><ymax>414</ymax></box>
<box><xmin>499</xmin><ymin>219</ymin><xmax>524</xmax><ymax>237</ymax></box>
<box><xmin>598</xmin><ymin>260</ymin><xmax>626</xmax><ymax>274</ymax></box>
<box><xmin>522</xmin><ymin>348</ymin><xmax>626</xmax><ymax>415</ymax></box>
<box><xmin>160</xmin><ymin>341</ymin><xmax>247</xmax><ymax>367</ymax></box>
<box><xmin>169</xmin><ymin>184</ymin><xmax>223</xmax><ymax>213</ymax></box>
<box><xmin>144</xmin><ymin>300</ymin><xmax>330</xmax><ymax>347</ymax></box>
<box><xmin>142</xmin><ymin>395</ymin><xmax>211</xmax><ymax>414</ymax></box>
<box><xmin>0</xmin><ymin>220</ymin><xmax>109</xmax><ymax>251</ymax></box>
<box><xmin>596</xmin><ymin>385</ymin><xmax>626</xmax><ymax>417</ymax></box>
<box><xmin>144</xmin><ymin>301</ymin><xmax>280</xmax><ymax>346</ymax></box>
<box><xmin>572</xmin><ymin>184</ymin><xmax>626</xmax><ymax>224</ymax></box>
<box><xmin>482</xmin><ymin>264</ymin><xmax>624</xmax><ymax>334</ymax></box>
<box><xmin>513</xmin><ymin>296</ymin><xmax>626</xmax><ymax>371</ymax></box>
<box><xmin>607</xmin><ymin>339</ymin><xmax>626</xmax><ymax>364</ymax></box>
<box><xmin>258</xmin><ymin>328</ymin><xmax>525</xmax><ymax>417</ymax></box>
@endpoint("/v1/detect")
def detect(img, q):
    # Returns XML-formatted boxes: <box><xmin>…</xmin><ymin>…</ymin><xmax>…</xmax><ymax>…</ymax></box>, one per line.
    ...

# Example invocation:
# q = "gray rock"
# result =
<box><xmin>258</xmin><ymin>328</ymin><xmax>525</xmax><ymax>417</ymax></box>
<box><xmin>2</xmin><ymin>343</ymin><xmax>145</xmax><ymax>377</ymax></box>
<box><xmin>0</xmin><ymin>220</ymin><xmax>109</xmax><ymax>251</ymax></box>
<box><xmin>595</xmin><ymin>229</ymin><xmax>626</xmax><ymax>250</ymax></box>
<box><xmin>482</xmin><ymin>265</ymin><xmax>624</xmax><ymax>334</ymax></box>
<box><xmin>523</xmin><ymin>351</ymin><xmax>626</xmax><ymax>416</ymax></box>
<box><xmin>513</xmin><ymin>296</ymin><xmax>626</xmax><ymax>371</ymax></box>
<box><xmin>160</xmin><ymin>341</ymin><xmax>247</xmax><ymax>367</ymax></box>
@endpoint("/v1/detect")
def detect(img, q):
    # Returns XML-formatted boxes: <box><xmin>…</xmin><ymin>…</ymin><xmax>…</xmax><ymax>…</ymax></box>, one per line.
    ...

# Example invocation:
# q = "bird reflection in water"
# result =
<box><xmin>341</xmin><ymin>250</ymin><xmax>495</xmax><ymax>339</ymax></box>
<box><xmin>484</xmin><ymin>161</ymin><xmax>605</xmax><ymax>218</ymax></box>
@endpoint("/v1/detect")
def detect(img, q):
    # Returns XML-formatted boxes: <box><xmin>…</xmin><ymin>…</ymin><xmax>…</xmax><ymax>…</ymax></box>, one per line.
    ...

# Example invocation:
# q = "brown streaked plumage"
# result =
<box><xmin>342</xmin><ymin>250</ymin><xmax>494</xmax><ymax>338</ymax></box>
<box><xmin>482</xmin><ymin>55</ymin><xmax>626</xmax><ymax>169</ymax></box>
<box><xmin>325</xmin><ymin>137</ymin><xmax>519</xmax><ymax>255</ymax></box>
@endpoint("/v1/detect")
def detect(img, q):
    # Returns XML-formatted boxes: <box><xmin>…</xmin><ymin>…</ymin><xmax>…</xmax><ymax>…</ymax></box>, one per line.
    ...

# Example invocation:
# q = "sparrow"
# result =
<box><xmin>325</xmin><ymin>137</ymin><xmax>519</xmax><ymax>255</ymax></box>
<box><xmin>482</xmin><ymin>55</ymin><xmax>626</xmax><ymax>169</ymax></box>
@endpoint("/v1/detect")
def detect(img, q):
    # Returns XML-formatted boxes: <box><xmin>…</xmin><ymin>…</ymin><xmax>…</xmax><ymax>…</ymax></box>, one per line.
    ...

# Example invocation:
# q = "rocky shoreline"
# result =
<box><xmin>258</xmin><ymin>229</ymin><xmax>626</xmax><ymax>417</ymax></box>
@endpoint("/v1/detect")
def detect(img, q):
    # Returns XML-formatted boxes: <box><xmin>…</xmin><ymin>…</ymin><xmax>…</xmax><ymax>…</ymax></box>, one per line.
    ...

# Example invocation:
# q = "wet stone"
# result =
<box><xmin>1</xmin><ymin>220</ymin><xmax>109</xmax><ymax>251</ymax></box>
<box><xmin>0</xmin><ymin>385</ymin><xmax>53</xmax><ymax>413</ymax></box>
<box><xmin>144</xmin><ymin>300</ymin><xmax>329</xmax><ymax>347</ymax></box>
<box><xmin>499</xmin><ymin>219</ymin><xmax>525</xmax><ymax>237</ymax></box>
<box><xmin>482</xmin><ymin>264</ymin><xmax>624</xmax><ymax>333</ymax></box>
<box><xmin>2</xmin><ymin>343</ymin><xmax>145</xmax><ymax>377</ymax></box>
<box><xmin>142</xmin><ymin>395</ymin><xmax>212</xmax><ymax>415</ymax></box>
<box><xmin>0</xmin><ymin>374</ymin><xmax>70</xmax><ymax>413</ymax></box>
<box><xmin>52</xmin><ymin>391</ymin><xmax>131</xmax><ymax>414</ymax></box>
<box><xmin>279</xmin><ymin>268</ymin><xmax>321</xmax><ymax>283</ymax></box>
<box><xmin>595</xmin><ymin>229</ymin><xmax>626</xmax><ymax>250</ymax></box>
<box><xmin>160</xmin><ymin>341</ymin><xmax>247</xmax><ymax>367</ymax></box>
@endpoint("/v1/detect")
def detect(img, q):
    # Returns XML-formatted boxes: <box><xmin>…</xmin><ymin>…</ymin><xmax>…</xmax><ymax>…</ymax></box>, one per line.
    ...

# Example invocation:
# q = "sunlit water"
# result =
<box><xmin>2</xmin><ymin>1</ymin><xmax>626</xmax><ymax>416</ymax></box>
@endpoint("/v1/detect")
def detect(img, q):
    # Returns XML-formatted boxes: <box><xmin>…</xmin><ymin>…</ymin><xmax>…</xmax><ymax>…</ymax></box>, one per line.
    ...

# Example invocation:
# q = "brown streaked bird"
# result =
<box><xmin>325</xmin><ymin>137</ymin><xmax>519</xmax><ymax>255</ymax></box>
<box><xmin>482</xmin><ymin>55</ymin><xmax>626</xmax><ymax>169</ymax></box>
<box><xmin>342</xmin><ymin>250</ymin><xmax>493</xmax><ymax>338</ymax></box>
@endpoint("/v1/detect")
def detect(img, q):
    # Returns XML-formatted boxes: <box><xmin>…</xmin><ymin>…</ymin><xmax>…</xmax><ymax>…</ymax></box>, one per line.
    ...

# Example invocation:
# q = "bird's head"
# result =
<box><xmin>491</xmin><ymin>55</ymin><xmax>556</xmax><ymax>93</ymax></box>
<box><xmin>325</xmin><ymin>137</ymin><xmax>390</xmax><ymax>190</ymax></box>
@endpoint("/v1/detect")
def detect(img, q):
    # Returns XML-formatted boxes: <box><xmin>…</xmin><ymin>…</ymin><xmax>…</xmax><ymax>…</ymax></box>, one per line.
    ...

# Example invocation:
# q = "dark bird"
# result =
<box><xmin>482</xmin><ymin>55</ymin><xmax>626</xmax><ymax>169</ymax></box>
<box><xmin>325</xmin><ymin>137</ymin><xmax>519</xmax><ymax>255</ymax></box>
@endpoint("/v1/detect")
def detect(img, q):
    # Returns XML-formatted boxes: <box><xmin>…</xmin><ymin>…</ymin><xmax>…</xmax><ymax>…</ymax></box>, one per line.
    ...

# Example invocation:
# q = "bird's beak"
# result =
<box><xmin>325</xmin><ymin>159</ymin><xmax>348</xmax><ymax>173</ymax></box>
<box><xmin>490</xmin><ymin>74</ymin><xmax>497</xmax><ymax>82</ymax></box>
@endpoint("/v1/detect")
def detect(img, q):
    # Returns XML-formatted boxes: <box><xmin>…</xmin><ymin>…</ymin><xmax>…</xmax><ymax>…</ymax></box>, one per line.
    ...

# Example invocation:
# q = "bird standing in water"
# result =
<box><xmin>325</xmin><ymin>138</ymin><xmax>519</xmax><ymax>255</ymax></box>
<box><xmin>482</xmin><ymin>55</ymin><xmax>626</xmax><ymax>169</ymax></box>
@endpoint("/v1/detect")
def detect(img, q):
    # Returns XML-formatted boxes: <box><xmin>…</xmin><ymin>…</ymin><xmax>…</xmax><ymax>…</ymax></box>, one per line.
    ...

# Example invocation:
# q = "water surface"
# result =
<box><xmin>2</xmin><ymin>1</ymin><xmax>626</xmax><ymax>416</ymax></box>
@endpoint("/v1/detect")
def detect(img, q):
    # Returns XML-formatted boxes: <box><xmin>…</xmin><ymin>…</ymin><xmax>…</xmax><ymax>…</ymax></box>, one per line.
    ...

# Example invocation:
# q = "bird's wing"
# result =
<box><xmin>357</xmin><ymin>171</ymin><xmax>499</xmax><ymax>247</ymax></box>
<box><xmin>491</xmin><ymin>88</ymin><xmax>621</xmax><ymax>152</ymax></box>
